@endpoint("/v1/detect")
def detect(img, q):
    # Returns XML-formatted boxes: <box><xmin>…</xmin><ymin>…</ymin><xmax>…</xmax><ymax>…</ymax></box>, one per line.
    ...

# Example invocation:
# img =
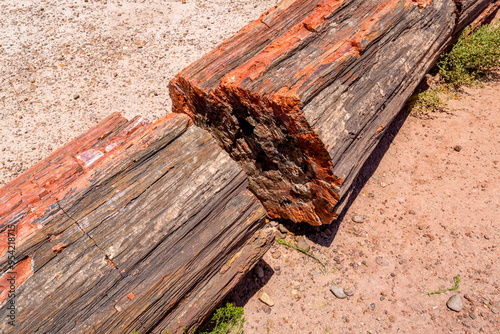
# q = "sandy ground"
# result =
<box><xmin>0</xmin><ymin>1</ymin><xmax>498</xmax><ymax>334</ymax></box>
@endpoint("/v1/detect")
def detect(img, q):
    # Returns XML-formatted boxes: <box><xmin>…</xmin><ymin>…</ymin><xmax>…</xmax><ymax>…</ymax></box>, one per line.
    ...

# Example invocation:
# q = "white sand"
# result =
<box><xmin>0</xmin><ymin>0</ymin><xmax>277</xmax><ymax>185</ymax></box>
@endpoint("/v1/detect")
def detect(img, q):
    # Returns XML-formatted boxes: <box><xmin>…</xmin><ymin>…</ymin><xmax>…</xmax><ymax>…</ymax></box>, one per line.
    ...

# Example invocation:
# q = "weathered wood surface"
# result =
<box><xmin>0</xmin><ymin>112</ymin><xmax>273</xmax><ymax>333</ymax></box>
<box><xmin>170</xmin><ymin>0</ymin><xmax>493</xmax><ymax>225</ymax></box>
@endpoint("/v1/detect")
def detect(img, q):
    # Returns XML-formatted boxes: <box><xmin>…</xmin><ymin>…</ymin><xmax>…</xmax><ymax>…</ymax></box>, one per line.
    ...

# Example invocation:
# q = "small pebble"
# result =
<box><xmin>258</xmin><ymin>291</ymin><xmax>274</xmax><ymax>307</ymax></box>
<box><xmin>352</xmin><ymin>215</ymin><xmax>365</xmax><ymax>223</ymax></box>
<box><xmin>463</xmin><ymin>294</ymin><xmax>474</xmax><ymax>302</ymax></box>
<box><xmin>447</xmin><ymin>294</ymin><xmax>464</xmax><ymax>312</ymax></box>
<box><xmin>255</xmin><ymin>265</ymin><xmax>264</xmax><ymax>279</ymax></box>
<box><xmin>469</xmin><ymin>312</ymin><xmax>477</xmax><ymax>320</ymax></box>
<box><xmin>408</xmin><ymin>210</ymin><xmax>416</xmax><ymax>215</ymax></box>
<box><xmin>269</xmin><ymin>220</ymin><xmax>278</xmax><ymax>227</ymax></box>
<box><xmin>73</xmin><ymin>94</ymin><xmax>80</xmax><ymax>100</ymax></box>
<box><xmin>277</xmin><ymin>224</ymin><xmax>289</xmax><ymax>234</ymax></box>
<box><xmin>275</xmin><ymin>230</ymin><xmax>285</xmax><ymax>239</ymax></box>
<box><xmin>271</xmin><ymin>250</ymin><xmax>281</xmax><ymax>259</ymax></box>
<box><xmin>296</xmin><ymin>236</ymin><xmax>310</xmax><ymax>252</ymax></box>
<box><xmin>453</xmin><ymin>145</ymin><xmax>462</xmax><ymax>152</ymax></box>
<box><xmin>344</xmin><ymin>287</ymin><xmax>355</xmax><ymax>296</ymax></box>
<box><xmin>330</xmin><ymin>283</ymin><xmax>347</xmax><ymax>299</ymax></box>
<box><xmin>274</xmin><ymin>265</ymin><xmax>280</xmax><ymax>271</ymax></box>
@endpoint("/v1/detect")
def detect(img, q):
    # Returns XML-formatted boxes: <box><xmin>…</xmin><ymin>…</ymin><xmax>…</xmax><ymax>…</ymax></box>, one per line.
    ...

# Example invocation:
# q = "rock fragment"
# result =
<box><xmin>352</xmin><ymin>215</ymin><xmax>365</xmax><ymax>223</ymax></box>
<box><xmin>330</xmin><ymin>283</ymin><xmax>347</xmax><ymax>299</ymax></box>
<box><xmin>255</xmin><ymin>265</ymin><xmax>264</xmax><ymax>279</ymax></box>
<box><xmin>344</xmin><ymin>287</ymin><xmax>355</xmax><ymax>296</ymax></box>
<box><xmin>258</xmin><ymin>291</ymin><xmax>274</xmax><ymax>307</ymax></box>
<box><xmin>296</xmin><ymin>236</ymin><xmax>311</xmax><ymax>252</ymax></box>
<box><xmin>447</xmin><ymin>294</ymin><xmax>464</xmax><ymax>312</ymax></box>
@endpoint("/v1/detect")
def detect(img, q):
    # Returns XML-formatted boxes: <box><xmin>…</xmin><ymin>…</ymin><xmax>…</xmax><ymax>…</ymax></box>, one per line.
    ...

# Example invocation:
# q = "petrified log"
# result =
<box><xmin>170</xmin><ymin>0</ymin><xmax>492</xmax><ymax>225</ymax></box>
<box><xmin>0</xmin><ymin>112</ymin><xmax>273</xmax><ymax>333</ymax></box>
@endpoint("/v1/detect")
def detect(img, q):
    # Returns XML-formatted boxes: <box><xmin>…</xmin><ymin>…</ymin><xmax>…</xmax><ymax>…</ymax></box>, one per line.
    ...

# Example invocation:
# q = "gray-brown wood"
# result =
<box><xmin>170</xmin><ymin>0</ymin><xmax>493</xmax><ymax>225</ymax></box>
<box><xmin>0</xmin><ymin>112</ymin><xmax>273</xmax><ymax>333</ymax></box>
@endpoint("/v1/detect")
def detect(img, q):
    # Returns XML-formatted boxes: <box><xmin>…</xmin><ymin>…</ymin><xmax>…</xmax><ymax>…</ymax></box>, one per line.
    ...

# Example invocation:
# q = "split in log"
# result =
<box><xmin>170</xmin><ymin>0</ymin><xmax>492</xmax><ymax>225</ymax></box>
<box><xmin>0</xmin><ymin>112</ymin><xmax>273</xmax><ymax>333</ymax></box>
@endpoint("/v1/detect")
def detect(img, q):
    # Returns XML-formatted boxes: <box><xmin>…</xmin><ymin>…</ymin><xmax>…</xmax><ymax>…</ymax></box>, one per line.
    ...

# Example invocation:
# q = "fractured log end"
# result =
<box><xmin>170</xmin><ymin>76</ymin><xmax>342</xmax><ymax>225</ymax></box>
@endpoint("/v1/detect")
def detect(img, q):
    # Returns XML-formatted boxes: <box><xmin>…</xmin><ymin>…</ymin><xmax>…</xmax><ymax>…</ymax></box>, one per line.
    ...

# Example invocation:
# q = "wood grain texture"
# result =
<box><xmin>0</xmin><ymin>113</ymin><xmax>272</xmax><ymax>333</ymax></box>
<box><xmin>170</xmin><ymin>0</ymin><xmax>492</xmax><ymax>225</ymax></box>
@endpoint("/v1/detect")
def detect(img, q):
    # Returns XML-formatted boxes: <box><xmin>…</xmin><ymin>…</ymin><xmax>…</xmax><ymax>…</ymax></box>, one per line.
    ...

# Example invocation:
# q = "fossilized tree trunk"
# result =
<box><xmin>0</xmin><ymin>113</ymin><xmax>273</xmax><ymax>333</ymax></box>
<box><xmin>170</xmin><ymin>0</ymin><xmax>492</xmax><ymax>225</ymax></box>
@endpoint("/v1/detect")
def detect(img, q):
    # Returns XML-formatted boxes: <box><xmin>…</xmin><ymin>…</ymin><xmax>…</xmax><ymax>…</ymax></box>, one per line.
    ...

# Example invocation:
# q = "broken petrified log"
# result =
<box><xmin>0</xmin><ymin>112</ymin><xmax>273</xmax><ymax>333</ymax></box>
<box><xmin>170</xmin><ymin>0</ymin><xmax>492</xmax><ymax>225</ymax></box>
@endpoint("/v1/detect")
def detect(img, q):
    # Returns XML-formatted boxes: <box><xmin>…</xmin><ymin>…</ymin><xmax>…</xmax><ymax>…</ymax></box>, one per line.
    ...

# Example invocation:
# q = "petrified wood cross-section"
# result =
<box><xmin>170</xmin><ymin>0</ymin><xmax>490</xmax><ymax>225</ymax></box>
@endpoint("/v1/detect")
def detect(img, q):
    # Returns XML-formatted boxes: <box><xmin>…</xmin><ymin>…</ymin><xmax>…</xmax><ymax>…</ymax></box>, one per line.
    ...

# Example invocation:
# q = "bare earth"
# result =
<box><xmin>0</xmin><ymin>1</ymin><xmax>498</xmax><ymax>334</ymax></box>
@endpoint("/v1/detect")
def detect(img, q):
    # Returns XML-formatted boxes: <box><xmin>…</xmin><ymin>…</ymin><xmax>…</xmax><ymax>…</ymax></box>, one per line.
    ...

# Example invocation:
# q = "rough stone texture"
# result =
<box><xmin>0</xmin><ymin>112</ymin><xmax>273</xmax><ymax>333</ymax></box>
<box><xmin>170</xmin><ymin>0</ymin><xmax>491</xmax><ymax>225</ymax></box>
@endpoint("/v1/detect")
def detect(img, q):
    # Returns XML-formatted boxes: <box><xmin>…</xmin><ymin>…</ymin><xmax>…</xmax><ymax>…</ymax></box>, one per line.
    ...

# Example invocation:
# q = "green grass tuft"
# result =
<box><xmin>409</xmin><ymin>23</ymin><xmax>500</xmax><ymax>116</ymax></box>
<box><xmin>425</xmin><ymin>275</ymin><xmax>461</xmax><ymax>296</ymax></box>
<box><xmin>407</xmin><ymin>88</ymin><xmax>445</xmax><ymax>114</ymax></box>
<box><xmin>438</xmin><ymin>24</ymin><xmax>500</xmax><ymax>87</ymax></box>
<box><xmin>196</xmin><ymin>303</ymin><xmax>245</xmax><ymax>334</ymax></box>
